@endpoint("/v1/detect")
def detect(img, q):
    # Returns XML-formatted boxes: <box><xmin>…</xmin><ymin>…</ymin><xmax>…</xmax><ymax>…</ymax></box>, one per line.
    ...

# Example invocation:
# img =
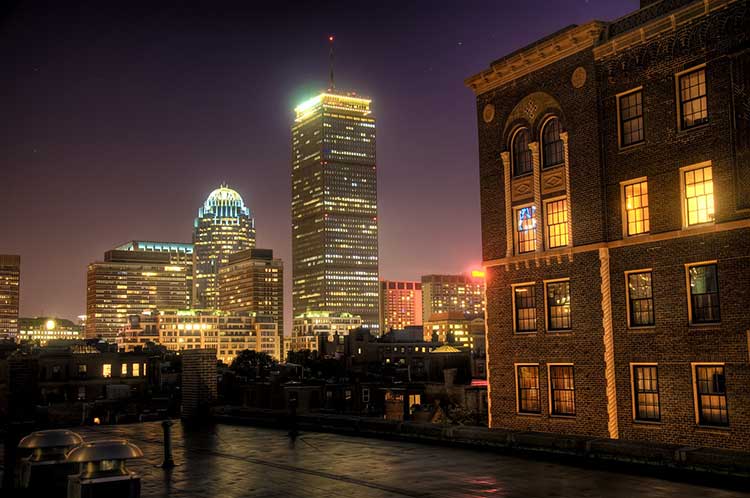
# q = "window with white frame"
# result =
<box><xmin>545</xmin><ymin>198</ymin><xmax>569</xmax><ymax>248</ymax></box>
<box><xmin>687</xmin><ymin>263</ymin><xmax>720</xmax><ymax>324</ymax></box>
<box><xmin>512</xmin><ymin>128</ymin><xmax>533</xmax><ymax>177</ymax></box>
<box><xmin>515</xmin><ymin>205</ymin><xmax>537</xmax><ymax>254</ymax></box>
<box><xmin>513</xmin><ymin>284</ymin><xmax>536</xmax><ymax>333</ymax></box>
<box><xmin>549</xmin><ymin>365</ymin><xmax>575</xmax><ymax>416</ymax></box>
<box><xmin>619</xmin><ymin>89</ymin><xmax>644</xmax><ymax>147</ymax></box>
<box><xmin>694</xmin><ymin>364</ymin><xmax>728</xmax><ymax>426</ymax></box>
<box><xmin>678</xmin><ymin>68</ymin><xmax>708</xmax><ymax>129</ymax></box>
<box><xmin>546</xmin><ymin>280</ymin><xmax>571</xmax><ymax>331</ymax></box>
<box><xmin>627</xmin><ymin>270</ymin><xmax>654</xmax><ymax>327</ymax></box>
<box><xmin>516</xmin><ymin>365</ymin><xmax>541</xmax><ymax>414</ymax></box>
<box><xmin>683</xmin><ymin>164</ymin><xmax>714</xmax><ymax>226</ymax></box>
<box><xmin>542</xmin><ymin>117</ymin><xmax>564</xmax><ymax>168</ymax></box>
<box><xmin>622</xmin><ymin>179</ymin><xmax>650</xmax><ymax>236</ymax></box>
<box><xmin>633</xmin><ymin>365</ymin><xmax>660</xmax><ymax>422</ymax></box>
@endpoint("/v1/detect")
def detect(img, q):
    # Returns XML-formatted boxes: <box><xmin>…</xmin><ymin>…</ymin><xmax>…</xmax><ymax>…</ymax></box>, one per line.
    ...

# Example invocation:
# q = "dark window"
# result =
<box><xmin>546</xmin><ymin>281</ymin><xmax>571</xmax><ymax>331</ymax></box>
<box><xmin>517</xmin><ymin>365</ymin><xmax>541</xmax><ymax>414</ymax></box>
<box><xmin>514</xmin><ymin>285</ymin><xmax>536</xmax><ymax>333</ymax></box>
<box><xmin>679</xmin><ymin>68</ymin><xmax>708</xmax><ymax>129</ymax></box>
<box><xmin>619</xmin><ymin>90</ymin><xmax>644</xmax><ymax>146</ymax></box>
<box><xmin>695</xmin><ymin>365</ymin><xmax>728</xmax><ymax>426</ymax></box>
<box><xmin>688</xmin><ymin>264</ymin><xmax>720</xmax><ymax>323</ymax></box>
<box><xmin>512</xmin><ymin>128</ymin><xmax>533</xmax><ymax>176</ymax></box>
<box><xmin>550</xmin><ymin>365</ymin><xmax>575</xmax><ymax>416</ymax></box>
<box><xmin>628</xmin><ymin>271</ymin><xmax>654</xmax><ymax>327</ymax></box>
<box><xmin>542</xmin><ymin>118</ymin><xmax>564</xmax><ymax>168</ymax></box>
<box><xmin>633</xmin><ymin>365</ymin><xmax>660</xmax><ymax>421</ymax></box>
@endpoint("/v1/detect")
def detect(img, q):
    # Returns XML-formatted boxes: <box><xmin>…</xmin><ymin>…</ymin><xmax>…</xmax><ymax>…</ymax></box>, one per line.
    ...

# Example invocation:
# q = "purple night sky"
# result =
<box><xmin>0</xmin><ymin>1</ymin><xmax>636</xmax><ymax>331</ymax></box>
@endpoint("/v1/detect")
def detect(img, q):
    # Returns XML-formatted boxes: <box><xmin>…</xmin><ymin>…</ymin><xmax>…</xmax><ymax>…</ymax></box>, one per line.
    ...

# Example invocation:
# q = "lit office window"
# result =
<box><xmin>619</xmin><ymin>90</ymin><xmax>644</xmax><ymax>146</ymax></box>
<box><xmin>550</xmin><ymin>365</ymin><xmax>575</xmax><ymax>416</ymax></box>
<box><xmin>103</xmin><ymin>364</ymin><xmax>112</xmax><ymax>378</ymax></box>
<box><xmin>514</xmin><ymin>285</ymin><xmax>537</xmax><ymax>333</ymax></box>
<box><xmin>684</xmin><ymin>165</ymin><xmax>714</xmax><ymax>226</ymax></box>
<box><xmin>633</xmin><ymin>365</ymin><xmax>660</xmax><ymax>421</ymax></box>
<box><xmin>512</xmin><ymin>128</ymin><xmax>533</xmax><ymax>176</ymax></box>
<box><xmin>627</xmin><ymin>271</ymin><xmax>654</xmax><ymax>327</ymax></box>
<box><xmin>695</xmin><ymin>365</ymin><xmax>728</xmax><ymax>426</ymax></box>
<box><xmin>679</xmin><ymin>68</ymin><xmax>708</xmax><ymax>129</ymax></box>
<box><xmin>545</xmin><ymin>199</ymin><xmax>569</xmax><ymax>248</ymax></box>
<box><xmin>623</xmin><ymin>180</ymin><xmax>650</xmax><ymax>236</ymax></box>
<box><xmin>688</xmin><ymin>263</ymin><xmax>720</xmax><ymax>323</ymax></box>
<box><xmin>132</xmin><ymin>363</ymin><xmax>140</xmax><ymax>377</ymax></box>
<box><xmin>546</xmin><ymin>281</ymin><xmax>571</xmax><ymax>331</ymax></box>
<box><xmin>515</xmin><ymin>206</ymin><xmax>537</xmax><ymax>254</ymax></box>
<box><xmin>517</xmin><ymin>365</ymin><xmax>541</xmax><ymax>414</ymax></box>
<box><xmin>121</xmin><ymin>363</ymin><xmax>128</xmax><ymax>376</ymax></box>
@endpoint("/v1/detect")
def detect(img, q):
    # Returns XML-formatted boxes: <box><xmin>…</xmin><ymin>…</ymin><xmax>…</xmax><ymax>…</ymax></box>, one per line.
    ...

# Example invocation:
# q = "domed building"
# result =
<box><xmin>193</xmin><ymin>185</ymin><xmax>255</xmax><ymax>309</ymax></box>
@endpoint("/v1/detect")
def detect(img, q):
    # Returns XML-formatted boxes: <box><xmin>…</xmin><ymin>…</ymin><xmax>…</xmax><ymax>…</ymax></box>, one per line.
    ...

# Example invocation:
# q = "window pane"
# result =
<box><xmin>517</xmin><ymin>366</ymin><xmax>541</xmax><ymax>413</ymax></box>
<box><xmin>516</xmin><ymin>206</ymin><xmax>537</xmax><ymax>254</ymax></box>
<box><xmin>684</xmin><ymin>165</ymin><xmax>714</xmax><ymax>225</ymax></box>
<box><xmin>619</xmin><ymin>91</ymin><xmax>644</xmax><ymax>146</ymax></box>
<box><xmin>624</xmin><ymin>180</ymin><xmax>650</xmax><ymax>236</ymax></box>
<box><xmin>680</xmin><ymin>69</ymin><xmax>708</xmax><ymax>129</ymax></box>
<box><xmin>696</xmin><ymin>365</ymin><xmax>728</xmax><ymax>426</ymax></box>
<box><xmin>513</xmin><ymin>129</ymin><xmax>533</xmax><ymax>176</ymax></box>
<box><xmin>546</xmin><ymin>281</ymin><xmax>571</xmax><ymax>331</ymax></box>
<box><xmin>633</xmin><ymin>366</ymin><xmax>660</xmax><ymax>421</ymax></box>
<box><xmin>514</xmin><ymin>285</ymin><xmax>537</xmax><ymax>333</ymax></box>
<box><xmin>542</xmin><ymin>118</ymin><xmax>564</xmax><ymax>168</ymax></box>
<box><xmin>546</xmin><ymin>199</ymin><xmax>569</xmax><ymax>248</ymax></box>
<box><xmin>550</xmin><ymin>366</ymin><xmax>575</xmax><ymax>415</ymax></box>
<box><xmin>689</xmin><ymin>264</ymin><xmax>720</xmax><ymax>323</ymax></box>
<box><xmin>628</xmin><ymin>271</ymin><xmax>654</xmax><ymax>326</ymax></box>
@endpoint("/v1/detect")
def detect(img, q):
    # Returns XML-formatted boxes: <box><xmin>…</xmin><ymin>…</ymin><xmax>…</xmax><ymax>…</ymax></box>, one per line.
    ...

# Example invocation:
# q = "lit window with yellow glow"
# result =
<box><xmin>103</xmin><ymin>364</ymin><xmax>112</xmax><ymax>378</ymax></box>
<box><xmin>545</xmin><ymin>199</ymin><xmax>568</xmax><ymax>248</ymax></box>
<box><xmin>515</xmin><ymin>205</ymin><xmax>537</xmax><ymax>254</ymax></box>
<box><xmin>683</xmin><ymin>165</ymin><xmax>714</xmax><ymax>226</ymax></box>
<box><xmin>623</xmin><ymin>180</ymin><xmax>649</xmax><ymax>236</ymax></box>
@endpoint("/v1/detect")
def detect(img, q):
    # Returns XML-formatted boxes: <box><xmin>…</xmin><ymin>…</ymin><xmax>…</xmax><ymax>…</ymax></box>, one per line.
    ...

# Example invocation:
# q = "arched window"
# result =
<box><xmin>512</xmin><ymin>128</ymin><xmax>532</xmax><ymax>176</ymax></box>
<box><xmin>542</xmin><ymin>118</ymin><xmax>564</xmax><ymax>168</ymax></box>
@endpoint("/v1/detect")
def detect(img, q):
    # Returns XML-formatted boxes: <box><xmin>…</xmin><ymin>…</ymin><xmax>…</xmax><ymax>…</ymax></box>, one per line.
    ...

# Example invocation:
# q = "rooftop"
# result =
<box><xmin>53</xmin><ymin>421</ymin><xmax>744</xmax><ymax>498</ymax></box>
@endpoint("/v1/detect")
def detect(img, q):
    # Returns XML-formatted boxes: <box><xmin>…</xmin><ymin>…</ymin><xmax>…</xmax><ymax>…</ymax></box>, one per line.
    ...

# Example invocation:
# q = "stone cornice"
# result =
<box><xmin>594</xmin><ymin>0</ymin><xmax>737</xmax><ymax>60</ymax></box>
<box><xmin>465</xmin><ymin>22</ymin><xmax>607</xmax><ymax>96</ymax></box>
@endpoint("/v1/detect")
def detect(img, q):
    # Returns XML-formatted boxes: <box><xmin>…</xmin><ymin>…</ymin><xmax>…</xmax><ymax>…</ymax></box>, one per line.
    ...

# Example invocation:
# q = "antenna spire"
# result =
<box><xmin>328</xmin><ymin>35</ymin><xmax>335</xmax><ymax>92</ymax></box>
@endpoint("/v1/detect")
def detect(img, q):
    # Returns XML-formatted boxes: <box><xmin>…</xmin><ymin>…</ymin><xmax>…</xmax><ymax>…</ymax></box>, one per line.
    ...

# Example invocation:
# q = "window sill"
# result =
<box><xmin>550</xmin><ymin>414</ymin><xmax>576</xmax><ymax>419</ymax></box>
<box><xmin>622</xmin><ymin>232</ymin><xmax>650</xmax><ymax>239</ymax></box>
<box><xmin>512</xmin><ymin>172</ymin><xmax>533</xmax><ymax>180</ymax></box>
<box><xmin>541</xmin><ymin>163</ymin><xmax>564</xmax><ymax>172</ymax></box>
<box><xmin>514</xmin><ymin>332</ymin><xmax>537</xmax><ymax>336</ymax></box>
<box><xmin>618</xmin><ymin>141</ymin><xmax>645</xmax><ymax>153</ymax></box>
<box><xmin>632</xmin><ymin>419</ymin><xmax>662</xmax><ymax>426</ymax></box>
<box><xmin>546</xmin><ymin>330</ymin><xmax>573</xmax><ymax>336</ymax></box>
<box><xmin>627</xmin><ymin>326</ymin><xmax>656</xmax><ymax>333</ymax></box>
<box><xmin>696</xmin><ymin>425</ymin><xmax>731</xmax><ymax>433</ymax></box>
<box><xmin>677</xmin><ymin>122</ymin><xmax>710</xmax><ymax>135</ymax></box>
<box><xmin>688</xmin><ymin>323</ymin><xmax>722</xmax><ymax>329</ymax></box>
<box><xmin>516</xmin><ymin>412</ymin><xmax>543</xmax><ymax>417</ymax></box>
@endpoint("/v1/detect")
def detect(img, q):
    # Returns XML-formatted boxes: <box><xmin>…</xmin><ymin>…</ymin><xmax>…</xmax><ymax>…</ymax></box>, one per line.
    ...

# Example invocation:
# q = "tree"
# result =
<box><xmin>230</xmin><ymin>350</ymin><xmax>277</xmax><ymax>380</ymax></box>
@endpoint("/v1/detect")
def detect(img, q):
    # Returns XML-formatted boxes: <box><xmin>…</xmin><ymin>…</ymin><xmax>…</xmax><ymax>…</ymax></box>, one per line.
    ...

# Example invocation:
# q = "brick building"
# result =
<box><xmin>467</xmin><ymin>0</ymin><xmax>750</xmax><ymax>449</ymax></box>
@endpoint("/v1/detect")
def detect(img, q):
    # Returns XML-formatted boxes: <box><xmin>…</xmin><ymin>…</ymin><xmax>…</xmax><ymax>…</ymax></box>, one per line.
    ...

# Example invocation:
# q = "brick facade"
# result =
<box><xmin>468</xmin><ymin>0</ymin><xmax>750</xmax><ymax>449</ymax></box>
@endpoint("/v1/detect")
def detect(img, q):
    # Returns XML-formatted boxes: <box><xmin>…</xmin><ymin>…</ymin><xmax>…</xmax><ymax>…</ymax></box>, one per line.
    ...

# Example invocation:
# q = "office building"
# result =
<box><xmin>86</xmin><ymin>247</ymin><xmax>191</xmax><ymax>341</ymax></box>
<box><xmin>291</xmin><ymin>311</ymin><xmax>362</xmax><ymax>353</ymax></box>
<box><xmin>17</xmin><ymin>317</ymin><xmax>83</xmax><ymax>344</ymax></box>
<box><xmin>291</xmin><ymin>92</ymin><xmax>380</xmax><ymax>332</ymax></box>
<box><xmin>117</xmin><ymin>309</ymin><xmax>280</xmax><ymax>363</ymax></box>
<box><xmin>193</xmin><ymin>185</ymin><xmax>256</xmax><ymax>310</ymax></box>
<box><xmin>218</xmin><ymin>248</ymin><xmax>283</xmax><ymax>339</ymax></box>
<box><xmin>421</xmin><ymin>273</ymin><xmax>485</xmax><ymax>324</ymax></box>
<box><xmin>467</xmin><ymin>0</ymin><xmax>750</xmax><ymax>450</ymax></box>
<box><xmin>379</xmin><ymin>280</ymin><xmax>422</xmax><ymax>332</ymax></box>
<box><xmin>0</xmin><ymin>255</ymin><xmax>20</xmax><ymax>340</ymax></box>
<box><xmin>423</xmin><ymin>312</ymin><xmax>485</xmax><ymax>350</ymax></box>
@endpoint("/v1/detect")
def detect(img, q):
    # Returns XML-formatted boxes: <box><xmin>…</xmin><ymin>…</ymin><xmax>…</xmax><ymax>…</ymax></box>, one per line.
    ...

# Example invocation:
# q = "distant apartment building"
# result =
<box><xmin>193</xmin><ymin>185</ymin><xmax>256</xmax><ymax>310</ymax></box>
<box><xmin>291</xmin><ymin>311</ymin><xmax>362</xmax><ymax>353</ymax></box>
<box><xmin>0</xmin><ymin>255</ymin><xmax>20</xmax><ymax>340</ymax></box>
<box><xmin>421</xmin><ymin>273</ymin><xmax>485</xmax><ymax>324</ymax></box>
<box><xmin>117</xmin><ymin>309</ymin><xmax>279</xmax><ymax>363</ymax></box>
<box><xmin>218</xmin><ymin>248</ymin><xmax>284</xmax><ymax>339</ymax></box>
<box><xmin>86</xmin><ymin>247</ymin><xmax>191</xmax><ymax>341</ymax></box>
<box><xmin>423</xmin><ymin>312</ymin><xmax>485</xmax><ymax>350</ymax></box>
<box><xmin>18</xmin><ymin>317</ymin><xmax>83</xmax><ymax>344</ymax></box>
<box><xmin>379</xmin><ymin>280</ymin><xmax>422</xmax><ymax>332</ymax></box>
<box><xmin>467</xmin><ymin>0</ymin><xmax>750</xmax><ymax>450</ymax></box>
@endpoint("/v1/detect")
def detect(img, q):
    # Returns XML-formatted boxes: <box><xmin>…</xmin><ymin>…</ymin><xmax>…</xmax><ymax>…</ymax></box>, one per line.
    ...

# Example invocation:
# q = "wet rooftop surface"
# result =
<box><xmin>72</xmin><ymin>421</ymin><xmax>747</xmax><ymax>498</ymax></box>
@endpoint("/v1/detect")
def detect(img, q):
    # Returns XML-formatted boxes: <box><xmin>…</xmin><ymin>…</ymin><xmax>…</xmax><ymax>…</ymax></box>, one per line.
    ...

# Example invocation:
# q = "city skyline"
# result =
<box><xmin>0</xmin><ymin>1</ymin><xmax>636</xmax><ymax>329</ymax></box>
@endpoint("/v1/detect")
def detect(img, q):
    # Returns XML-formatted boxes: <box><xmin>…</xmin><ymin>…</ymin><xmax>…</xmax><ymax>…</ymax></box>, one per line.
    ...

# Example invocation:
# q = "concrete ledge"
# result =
<box><xmin>212</xmin><ymin>409</ymin><xmax>750</xmax><ymax>480</ymax></box>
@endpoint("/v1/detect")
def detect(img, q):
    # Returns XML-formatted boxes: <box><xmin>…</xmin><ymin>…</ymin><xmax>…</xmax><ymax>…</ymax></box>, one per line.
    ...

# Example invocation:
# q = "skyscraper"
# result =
<box><xmin>379</xmin><ymin>280</ymin><xmax>422</xmax><ymax>332</ymax></box>
<box><xmin>421</xmin><ymin>273</ymin><xmax>485</xmax><ymax>324</ymax></box>
<box><xmin>193</xmin><ymin>185</ymin><xmax>255</xmax><ymax>310</ymax></box>
<box><xmin>0</xmin><ymin>255</ymin><xmax>21</xmax><ymax>340</ymax></box>
<box><xmin>217</xmin><ymin>248</ymin><xmax>284</xmax><ymax>338</ymax></box>
<box><xmin>291</xmin><ymin>93</ymin><xmax>379</xmax><ymax>331</ymax></box>
<box><xmin>86</xmin><ymin>247</ymin><xmax>191</xmax><ymax>340</ymax></box>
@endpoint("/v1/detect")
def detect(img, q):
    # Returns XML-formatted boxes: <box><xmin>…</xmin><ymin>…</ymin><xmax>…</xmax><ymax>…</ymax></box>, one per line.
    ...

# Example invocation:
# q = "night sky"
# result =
<box><xmin>0</xmin><ymin>1</ymin><xmax>636</xmax><ymax>331</ymax></box>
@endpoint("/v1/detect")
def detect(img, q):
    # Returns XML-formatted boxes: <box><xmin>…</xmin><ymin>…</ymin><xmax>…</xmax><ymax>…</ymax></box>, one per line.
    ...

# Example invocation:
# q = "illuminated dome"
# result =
<box><xmin>198</xmin><ymin>184</ymin><xmax>250</xmax><ymax>218</ymax></box>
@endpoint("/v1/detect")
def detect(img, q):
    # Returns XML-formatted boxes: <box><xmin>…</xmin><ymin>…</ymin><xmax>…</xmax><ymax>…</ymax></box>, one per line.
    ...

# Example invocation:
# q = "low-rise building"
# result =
<box><xmin>291</xmin><ymin>311</ymin><xmax>362</xmax><ymax>353</ymax></box>
<box><xmin>17</xmin><ymin>317</ymin><xmax>84</xmax><ymax>345</ymax></box>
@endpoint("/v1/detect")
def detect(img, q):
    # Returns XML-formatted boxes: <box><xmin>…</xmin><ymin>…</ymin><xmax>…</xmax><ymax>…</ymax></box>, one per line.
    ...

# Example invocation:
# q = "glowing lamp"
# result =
<box><xmin>471</xmin><ymin>270</ymin><xmax>485</xmax><ymax>279</ymax></box>
<box><xmin>46</xmin><ymin>319</ymin><xmax>55</xmax><ymax>330</ymax></box>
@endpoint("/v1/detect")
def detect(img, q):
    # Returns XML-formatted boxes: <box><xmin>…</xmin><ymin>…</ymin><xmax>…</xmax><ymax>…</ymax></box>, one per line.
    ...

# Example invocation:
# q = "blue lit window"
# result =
<box><xmin>515</xmin><ymin>206</ymin><xmax>537</xmax><ymax>254</ymax></box>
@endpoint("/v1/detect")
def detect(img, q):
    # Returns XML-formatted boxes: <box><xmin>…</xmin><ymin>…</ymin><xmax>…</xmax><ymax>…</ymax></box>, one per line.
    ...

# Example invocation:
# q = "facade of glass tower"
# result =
<box><xmin>291</xmin><ymin>92</ymin><xmax>380</xmax><ymax>332</ymax></box>
<box><xmin>193</xmin><ymin>185</ymin><xmax>255</xmax><ymax>310</ymax></box>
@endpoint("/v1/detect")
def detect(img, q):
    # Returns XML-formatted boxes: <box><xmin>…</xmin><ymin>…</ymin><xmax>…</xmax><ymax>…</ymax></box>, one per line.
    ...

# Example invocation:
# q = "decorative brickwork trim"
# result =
<box><xmin>599</xmin><ymin>247</ymin><xmax>619</xmax><ymax>439</ymax></box>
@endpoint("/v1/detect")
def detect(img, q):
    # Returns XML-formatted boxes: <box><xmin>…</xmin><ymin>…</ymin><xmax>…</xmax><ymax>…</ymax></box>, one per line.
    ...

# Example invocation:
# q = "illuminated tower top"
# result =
<box><xmin>198</xmin><ymin>185</ymin><xmax>251</xmax><ymax>221</ymax></box>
